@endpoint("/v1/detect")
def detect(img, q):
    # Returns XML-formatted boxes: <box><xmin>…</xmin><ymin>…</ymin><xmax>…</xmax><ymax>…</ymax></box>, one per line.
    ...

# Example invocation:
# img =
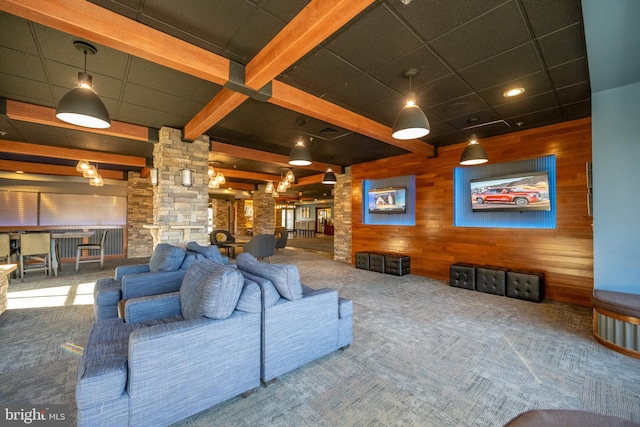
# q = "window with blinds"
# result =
<box><xmin>0</xmin><ymin>191</ymin><xmax>38</xmax><ymax>226</ymax></box>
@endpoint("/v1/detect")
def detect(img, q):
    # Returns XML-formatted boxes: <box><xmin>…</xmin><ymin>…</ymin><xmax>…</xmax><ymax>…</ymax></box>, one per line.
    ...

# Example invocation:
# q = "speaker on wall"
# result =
<box><xmin>586</xmin><ymin>162</ymin><xmax>593</xmax><ymax>216</ymax></box>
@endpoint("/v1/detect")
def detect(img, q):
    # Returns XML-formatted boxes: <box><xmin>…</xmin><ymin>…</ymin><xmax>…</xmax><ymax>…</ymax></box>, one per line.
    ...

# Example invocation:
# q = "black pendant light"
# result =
<box><xmin>56</xmin><ymin>41</ymin><xmax>111</xmax><ymax>129</ymax></box>
<box><xmin>289</xmin><ymin>120</ymin><xmax>312</xmax><ymax>166</ymax></box>
<box><xmin>459</xmin><ymin>134</ymin><xmax>488</xmax><ymax>165</ymax></box>
<box><xmin>392</xmin><ymin>69</ymin><xmax>430</xmax><ymax>140</ymax></box>
<box><xmin>322</xmin><ymin>167</ymin><xmax>337</xmax><ymax>184</ymax></box>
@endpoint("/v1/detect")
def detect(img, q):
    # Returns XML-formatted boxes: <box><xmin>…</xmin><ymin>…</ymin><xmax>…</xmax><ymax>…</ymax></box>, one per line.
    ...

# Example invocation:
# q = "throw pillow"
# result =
<box><xmin>180</xmin><ymin>259</ymin><xmax>244</xmax><ymax>320</ymax></box>
<box><xmin>236</xmin><ymin>253</ymin><xmax>303</xmax><ymax>301</ymax></box>
<box><xmin>148</xmin><ymin>243</ymin><xmax>187</xmax><ymax>273</ymax></box>
<box><xmin>186</xmin><ymin>241</ymin><xmax>224</xmax><ymax>264</ymax></box>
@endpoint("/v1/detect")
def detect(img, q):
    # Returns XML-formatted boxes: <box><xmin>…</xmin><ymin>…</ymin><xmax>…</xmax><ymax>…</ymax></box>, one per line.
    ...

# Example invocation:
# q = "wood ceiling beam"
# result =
<box><xmin>244</xmin><ymin>0</ymin><xmax>374</xmax><ymax>90</ymax></box>
<box><xmin>210</xmin><ymin>141</ymin><xmax>336</xmax><ymax>173</ymax></box>
<box><xmin>0</xmin><ymin>139</ymin><xmax>146</xmax><ymax>168</ymax></box>
<box><xmin>0</xmin><ymin>0</ymin><xmax>230</xmax><ymax>85</ymax></box>
<box><xmin>184</xmin><ymin>90</ymin><xmax>249</xmax><ymax>141</ymax></box>
<box><xmin>269</xmin><ymin>80</ymin><xmax>435</xmax><ymax>157</ymax></box>
<box><xmin>217</xmin><ymin>168</ymin><xmax>281</xmax><ymax>183</ymax></box>
<box><xmin>216</xmin><ymin>182</ymin><xmax>255</xmax><ymax>192</ymax></box>
<box><xmin>0</xmin><ymin>159</ymin><xmax>124</xmax><ymax>179</ymax></box>
<box><xmin>5</xmin><ymin>100</ymin><xmax>151</xmax><ymax>143</ymax></box>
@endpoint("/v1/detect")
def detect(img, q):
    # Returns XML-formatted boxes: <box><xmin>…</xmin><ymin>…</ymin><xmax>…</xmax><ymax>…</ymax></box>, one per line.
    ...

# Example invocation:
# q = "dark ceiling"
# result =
<box><xmin>0</xmin><ymin>0</ymin><xmax>590</xmax><ymax>200</ymax></box>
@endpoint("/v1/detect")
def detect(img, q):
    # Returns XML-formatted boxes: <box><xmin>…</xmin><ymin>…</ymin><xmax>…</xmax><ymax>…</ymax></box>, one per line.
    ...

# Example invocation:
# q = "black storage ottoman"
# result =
<box><xmin>355</xmin><ymin>252</ymin><xmax>370</xmax><ymax>270</ymax></box>
<box><xmin>476</xmin><ymin>266</ymin><xmax>506</xmax><ymax>296</ymax></box>
<box><xmin>450</xmin><ymin>263</ymin><xmax>477</xmax><ymax>290</ymax></box>
<box><xmin>368</xmin><ymin>253</ymin><xmax>385</xmax><ymax>273</ymax></box>
<box><xmin>384</xmin><ymin>254</ymin><xmax>410</xmax><ymax>276</ymax></box>
<box><xmin>506</xmin><ymin>270</ymin><xmax>544</xmax><ymax>303</ymax></box>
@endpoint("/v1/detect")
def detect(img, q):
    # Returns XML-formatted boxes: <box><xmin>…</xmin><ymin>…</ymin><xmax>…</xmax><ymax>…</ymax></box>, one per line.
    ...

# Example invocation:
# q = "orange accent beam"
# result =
<box><xmin>0</xmin><ymin>139</ymin><xmax>146</xmax><ymax>168</ymax></box>
<box><xmin>245</xmin><ymin>0</ymin><xmax>374</xmax><ymax>89</ymax></box>
<box><xmin>212</xmin><ymin>181</ymin><xmax>255</xmax><ymax>192</ymax></box>
<box><xmin>184</xmin><ymin>89</ymin><xmax>249</xmax><ymax>141</ymax></box>
<box><xmin>269</xmin><ymin>80</ymin><xmax>435</xmax><ymax>157</ymax></box>
<box><xmin>6</xmin><ymin>100</ymin><xmax>151</xmax><ymax>143</ymax></box>
<box><xmin>216</xmin><ymin>168</ymin><xmax>281</xmax><ymax>183</ymax></box>
<box><xmin>0</xmin><ymin>0</ymin><xmax>230</xmax><ymax>85</ymax></box>
<box><xmin>292</xmin><ymin>174</ymin><xmax>325</xmax><ymax>186</ymax></box>
<box><xmin>0</xmin><ymin>159</ymin><xmax>124</xmax><ymax>179</ymax></box>
<box><xmin>210</xmin><ymin>141</ymin><xmax>337</xmax><ymax>173</ymax></box>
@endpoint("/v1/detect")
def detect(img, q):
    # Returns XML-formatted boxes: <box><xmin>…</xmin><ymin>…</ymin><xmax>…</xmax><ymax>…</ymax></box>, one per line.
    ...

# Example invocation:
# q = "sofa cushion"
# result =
<box><xmin>149</xmin><ymin>244</ymin><xmax>186</xmax><ymax>273</ymax></box>
<box><xmin>235</xmin><ymin>279</ymin><xmax>262</xmax><ymax>313</ymax></box>
<box><xmin>236</xmin><ymin>253</ymin><xmax>302</xmax><ymax>301</ymax></box>
<box><xmin>180</xmin><ymin>260</ymin><xmax>244</xmax><ymax>320</ymax></box>
<box><xmin>186</xmin><ymin>241</ymin><xmax>224</xmax><ymax>264</ymax></box>
<box><xmin>238</xmin><ymin>270</ymin><xmax>281</xmax><ymax>309</ymax></box>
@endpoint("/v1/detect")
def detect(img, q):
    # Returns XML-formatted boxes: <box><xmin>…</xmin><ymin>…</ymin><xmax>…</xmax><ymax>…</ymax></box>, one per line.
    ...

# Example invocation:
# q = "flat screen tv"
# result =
<box><xmin>368</xmin><ymin>187</ymin><xmax>406</xmax><ymax>214</ymax></box>
<box><xmin>470</xmin><ymin>171</ymin><xmax>551</xmax><ymax>212</ymax></box>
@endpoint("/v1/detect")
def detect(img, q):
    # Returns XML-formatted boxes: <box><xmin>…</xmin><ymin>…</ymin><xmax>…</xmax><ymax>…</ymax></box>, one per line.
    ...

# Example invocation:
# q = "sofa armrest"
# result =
<box><xmin>115</xmin><ymin>264</ymin><xmax>151</xmax><ymax>280</ymax></box>
<box><xmin>127</xmin><ymin>311</ymin><xmax>261</xmax><ymax>427</ymax></box>
<box><xmin>121</xmin><ymin>269</ymin><xmax>187</xmax><ymax>299</ymax></box>
<box><xmin>124</xmin><ymin>292</ymin><xmax>182</xmax><ymax>324</ymax></box>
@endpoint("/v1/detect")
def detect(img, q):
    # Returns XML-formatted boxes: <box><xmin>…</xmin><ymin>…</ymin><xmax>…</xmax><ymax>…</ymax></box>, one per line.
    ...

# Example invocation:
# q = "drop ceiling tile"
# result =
<box><xmin>505</xmin><ymin>106</ymin><xmax>563</xmax><ymax>129</ymax></box>
<box><xmin>556</xmin><ymin>81</ymin><xmax>590</xmax><ymax>105</ymax></box>
<box><xmin>479</xmin><ymin>71</ymin><xmax>553</xmax><ymax>107</ymax></box>
<box><xmin>122</xmin><ymin>83</ymin><xmax>198</xmax><ymax>116</ymax></box>
<box><xmin>427</xmin><ymin>93</ymin><xmax>492</xmax><ymax>122</ymax></box>
<box><xmin>430</xmin><ymin>1</ymin><xmax>531</xmax><ymax>70</ymax></box>
<box><xmin>34</xmin><ymin>24</ymin><xmax>128</xmax><ymax>80</ymax></box>
<box><xmin>537</xmin><ymin>23</ymin><xmax>587</xmax><ymax>67</ymax></box>
<box><xmin>494</xmin><ymin>91</ymin><xmax>559</xmax><ymax>118</ymax></box>
<box><xmin>329</xmin><ymin>75</ymin><xmax>397</xmax><ymax>110</ymax></box>
<box><xmin>326</xmin><ymin>4</ymin><xmax>423</xmax><ymax>73</ymax></box>
<box><xmin>127</xmin><ymin>57</ymin><xmax>202</xmax><ymax>97</ymax></box>
<box><xmin>0</xmin><ymin>73</ymin><xmax>54</xmax><ymax>106</ymax></box>
<box><xmin>117</xmin><ymin>102</ymin><xmax>181</xmax><ymax>129</ymax></box>
<box><xmin>0</xmin><ymin>48</ymin><xmax>46</xmax><ymax>82</ymax></box>
<box><xmin>420</xmin><ymin>74</ymin><xmax>474</xmax><ymax>108</ymax></box>
<box><xmin>370</xmin><ymin>46</ymin><xmax>452</xmax><ymax>93</ymax></box>
<box><xmin>561</xmin><ymin>100</ymin><xmax>590</xmax><ymax>120</ymax></box>
<box><xmin>459</xmin><ymin>43</ymin><xmax>544</xmax><ymax>91</ymax></box>
<box><xmin>0</xmin><ymin>12</ymin><xmax>39</xmax><ymax>54</ymax></box>
<box><xmin>547</xmin><ymin>57</ymin><xmax>589</xmax><ymax>88</ymax></box>
<box><xmin>521</xmin><ymin>0</ymin><xmax>583</xmax><ymax>38</ymax></box>
<box><xmin>389</xmin><ymin>0</ymin><xmax>508</xmax><ymax>42</ymax></box>
<box><xmin>280</xmin><ymin>48</ymin><xmax>362</xmax><ymax>97</ymax></box>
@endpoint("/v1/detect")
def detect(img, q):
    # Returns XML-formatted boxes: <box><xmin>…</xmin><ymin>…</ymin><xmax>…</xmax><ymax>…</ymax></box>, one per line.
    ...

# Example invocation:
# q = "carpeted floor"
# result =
<box><xmin>1</xmin><ymin>248</ymin><xmax>639</xmax><ymax>426</ymax></box>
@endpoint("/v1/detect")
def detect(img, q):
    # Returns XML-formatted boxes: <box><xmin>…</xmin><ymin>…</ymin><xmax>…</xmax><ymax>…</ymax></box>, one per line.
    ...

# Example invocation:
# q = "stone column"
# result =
<box><xmin>127</xmin><ymin>171</ymin><xmax>154</xmax><ymax>257</ymax></box>
<box><xmin>152</xmin><ymin>127</ymin><xmax>209</xmax><ymax>246</ymax></box>
<box><xmin>211</xmin><ymin>198</ymin><xmax>230</xmax><ymax>231</ymax></box>
<box><xmin>252</xmin><ymin>184</ymin><xmax>275</xmax><ymax>235</ymax></box>
<box><xmin>333</xmin><ymin>166</ymin><xmax>352</xmax><ymax>263</ymax></box>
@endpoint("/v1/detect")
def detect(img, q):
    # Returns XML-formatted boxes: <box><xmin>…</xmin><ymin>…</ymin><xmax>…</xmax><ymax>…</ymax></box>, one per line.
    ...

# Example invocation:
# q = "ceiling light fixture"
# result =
<box><xmin>459</xmin><ymin>133</ymin><xmax>488</xmax><ymax>165</ymax></box>
<box><xmin>56</xmin><ymin>41</ymin><xmax>111</xmax><ymax>129</ymax></box>
<box><xmin>285</xmin><ymin>169</ymin><xmax>296</xmax><ymax>183</ymax></box>
<box><xmin>76</xmin><ymin>159</ymin><xmax>90</xmax><ymax>173</ymax></box>
<box><xmin>392</xmin><ymin>69</ymin><xmax>430</xmax><ymax>140</ymax></box>
<box><xmin>289</xmin><ymin>120</ymin><xmax>312</xmax><ymax>166</ymax></box>
<box><xmin>503</xmin><ymin>87</ymin><xmax>525</xmax><ymax>97</ymax></box>
<box><xmin>265</xmin><ymin>181</ymin><xmax>275</xmax><ymax>193</ymax></box>
<box><xmin>322</xmin><ymin>166</ymin><xmax>337</xmax><ymax>185</ymax></box>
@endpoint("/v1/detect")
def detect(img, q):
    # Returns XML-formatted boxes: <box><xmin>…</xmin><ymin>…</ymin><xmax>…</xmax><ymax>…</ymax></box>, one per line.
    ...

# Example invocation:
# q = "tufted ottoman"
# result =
<box><xmin>476</xmin><ymin>266</ymin><xmax>506</xmax><ymax>296</ymax></box>
<box><xmin>506</xmin><ymin>270</ymin><xmax>544</xmax><ymax>303</ymax></box>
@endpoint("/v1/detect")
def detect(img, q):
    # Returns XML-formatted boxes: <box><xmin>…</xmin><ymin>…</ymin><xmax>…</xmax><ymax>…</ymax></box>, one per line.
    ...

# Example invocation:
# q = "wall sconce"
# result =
<box><xmin>150</xmin><ymin>168</ymin><xmax>158</xmax><ymax>186</ymax></box>
<box><xmin>181</xmin><ymin>168</ymin><xmax>192</xmax><ymax>187</ymax></box>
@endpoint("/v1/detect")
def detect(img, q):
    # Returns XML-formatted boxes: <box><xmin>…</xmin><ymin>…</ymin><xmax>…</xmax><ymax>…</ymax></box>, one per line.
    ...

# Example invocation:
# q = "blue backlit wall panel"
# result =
<box><xmin>363</xmin><ymin>175</ymin><xmax>416</xmax><ymax>226</ymax></box>
<box><xmin>454</xmin><ymin>156</ymin><xmax>556</xmax><ymax>229</ymax></box>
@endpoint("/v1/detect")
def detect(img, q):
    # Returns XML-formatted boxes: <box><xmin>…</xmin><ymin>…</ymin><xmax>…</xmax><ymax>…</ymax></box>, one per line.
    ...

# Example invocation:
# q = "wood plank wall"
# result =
<box><xmin>351</xmin><ymin>118</ymin><xmax>593</xmax><ymax>306</ymax></box>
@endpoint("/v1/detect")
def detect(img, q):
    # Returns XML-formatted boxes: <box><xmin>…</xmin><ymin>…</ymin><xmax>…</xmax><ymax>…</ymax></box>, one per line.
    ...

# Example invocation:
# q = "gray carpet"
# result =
<box><xmin>1</xmin><ymin>249</ymin><xmax>639</xmax><ymax>426</ymax></box>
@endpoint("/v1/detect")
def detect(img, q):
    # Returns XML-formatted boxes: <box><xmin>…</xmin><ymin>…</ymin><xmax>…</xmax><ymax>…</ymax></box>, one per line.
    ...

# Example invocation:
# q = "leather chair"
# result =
<box><xmin>75</xmin><ymin>229</ymin><xmax>109</xmax><ymax>272</ymax></box>
<box><xmin>242</xmin><ymin>234</ymin><xmax>275</xmax><ymax>262</ymax></box>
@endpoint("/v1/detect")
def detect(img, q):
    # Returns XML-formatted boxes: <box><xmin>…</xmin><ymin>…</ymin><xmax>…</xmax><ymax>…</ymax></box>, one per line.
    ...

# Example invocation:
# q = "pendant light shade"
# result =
<box><xmin>288</xmin><ymin>140</ymin><xmax>312</xmax><ymax>166</ymax></box>
<box><xmin>265</xmin><ymin>181</ymin><xmax>275</xmax><ymax>193</ymax></box>
<box><xmin>56</xmin><ymin>42</ymin><xmax>110</xmax><ymax>129</ymax></box>
<box><xmin>208</xmin><ymin>177</ymin><xmax>219</xmax><ymax>189</ymax></box>
<box><xmin>392</xmin><ymin>96</ymin><xmax>430</xmax><ymax>140</ymax></box>
<box><xmin>392</xmin><ymin>69</ymin><xmax>430</xmax><ymax>140</ymax></box>
<box><xmin>459</xmin><ymin>135</ymin><xmax>488</xmax><ymax>165</ymax></box>
<box><xmin>76</xmin><ymin>159</ymin><xmax>90</xmax><ymax>173</ymax></box>
<box><xmin>285</xmin><ymin>169</ymin><xmax>296</xmax><ymax>182</ymax></box>
<box><xmin>322</xmin><ymin>167</ymin><xmax>337</xmax><ymax>184</ymax></box>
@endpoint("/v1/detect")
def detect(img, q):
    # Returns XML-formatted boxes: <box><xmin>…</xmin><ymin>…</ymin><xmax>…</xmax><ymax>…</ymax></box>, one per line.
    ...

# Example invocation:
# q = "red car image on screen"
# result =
<box><xmin>473</xmin><ymin>188</ymin><xmax>547</xmax><ymax>206</ymax></box>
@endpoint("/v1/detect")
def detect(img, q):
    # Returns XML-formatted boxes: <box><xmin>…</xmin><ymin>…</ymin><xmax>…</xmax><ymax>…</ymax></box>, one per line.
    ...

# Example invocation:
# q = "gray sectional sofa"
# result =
<box><xmin>93</xmin><ymin>242</ymin><xmax>228</xmax><ymax>320</ymax></box>
<box><xmin>79</xmin><ymin>250</ymin><xmax>353</xmax><ymax>426</ymax></box>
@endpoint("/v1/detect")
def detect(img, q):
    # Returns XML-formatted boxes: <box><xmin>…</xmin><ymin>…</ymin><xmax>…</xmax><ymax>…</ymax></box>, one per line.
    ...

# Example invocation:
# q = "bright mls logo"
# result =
<box><xmin>2</xmin><ymin>405</ymin><xmax>70</xmax><ymax>426</ymax></box>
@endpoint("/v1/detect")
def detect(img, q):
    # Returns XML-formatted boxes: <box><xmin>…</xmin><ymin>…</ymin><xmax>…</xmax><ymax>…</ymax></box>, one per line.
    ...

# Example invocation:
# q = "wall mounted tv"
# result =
<box><xmin>470</xmin><ymin>171</ymin><xmax>551</xmax><ymax>212</ymax></box>
<box><xmin>368</xmin><ymin>187</ymin><xmax>407</xmax><ymax>214</ymax></box>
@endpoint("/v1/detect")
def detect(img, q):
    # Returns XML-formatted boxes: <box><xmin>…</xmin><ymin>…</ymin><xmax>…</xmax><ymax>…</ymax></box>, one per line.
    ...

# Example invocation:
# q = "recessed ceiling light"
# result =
<box><xmin>16</xmin><ymin>170</ymin><xmax>24</xmax><ymax>174</ymax></box>
<box><xmin>504</xmin><ymin>87</ymin><xmax>525</xmax><ymax>97</ymax></box>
